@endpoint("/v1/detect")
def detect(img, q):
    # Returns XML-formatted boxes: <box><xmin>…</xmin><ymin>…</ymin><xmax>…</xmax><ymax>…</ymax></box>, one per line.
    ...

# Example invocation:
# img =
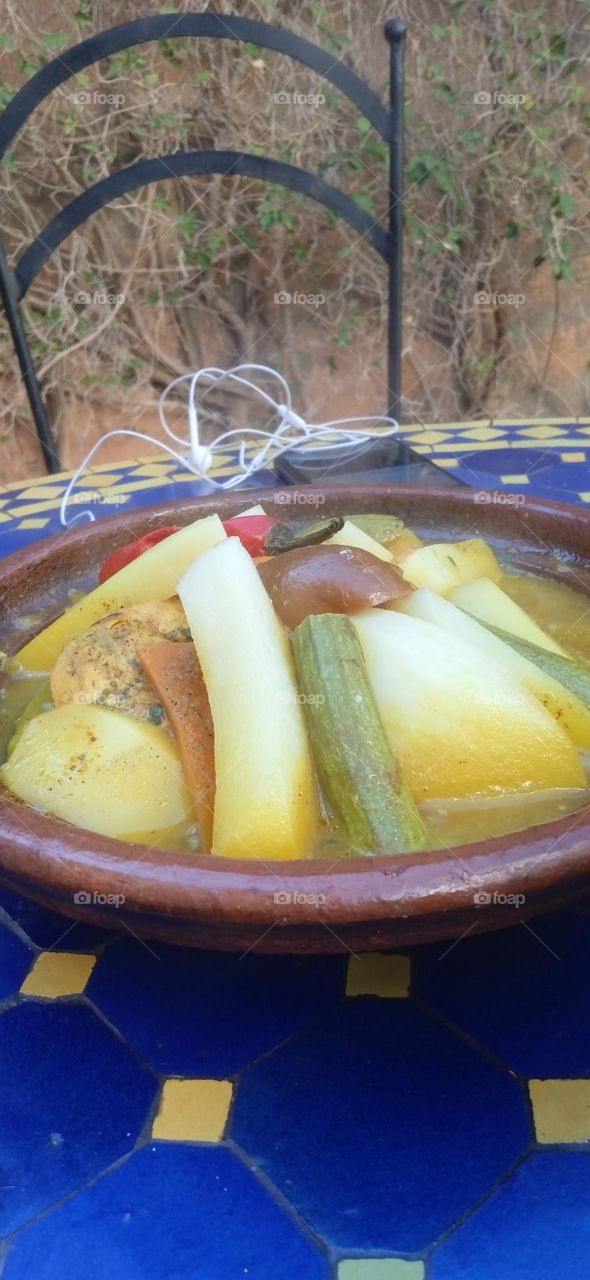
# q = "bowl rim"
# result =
<box><xmin>1</xmin><ymin>481</ymin><xmax>590</xmax><ymax>942</ymax></box>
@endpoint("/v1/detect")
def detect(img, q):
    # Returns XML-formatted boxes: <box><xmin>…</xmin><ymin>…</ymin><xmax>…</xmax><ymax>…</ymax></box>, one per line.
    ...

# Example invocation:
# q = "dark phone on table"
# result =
<box><xmin>274</xmin><ymin>436</ymin><xmax>466</xmax><ymax>488</ymax></box>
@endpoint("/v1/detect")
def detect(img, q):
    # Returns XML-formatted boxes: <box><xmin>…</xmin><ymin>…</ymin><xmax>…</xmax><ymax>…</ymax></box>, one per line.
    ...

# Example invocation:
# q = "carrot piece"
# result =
<box><xmin>140</xmin><ymin>641</ymin><xmax>215</xmax><ymax>853</ymax></box>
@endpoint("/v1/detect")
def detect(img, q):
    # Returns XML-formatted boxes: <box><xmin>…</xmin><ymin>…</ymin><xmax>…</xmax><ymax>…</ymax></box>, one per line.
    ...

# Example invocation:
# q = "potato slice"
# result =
<box><xmin>17</xmin><ymin>514</ymin><xmax>226</xmax><ymax>673</ymax></box>
<box><xmin>450</xmin><ymin>577</ymin><xmax>567</xmax><ymax>655</ymax></box>
<box><xmin>353</xmin><ymin>610</ymin><xmax>585</xmax><ymax>802</ymax></box>
<box><xmin>403</xmin><ymin>587</ymin><xmax>590</xmax><ymax>749</ymax></box>
<box><xmin>178</xmin><ymin>537</ymin><xmax>319</xmax><ymax>860</ymax></box>
<box><xmin>327</xmin><ymin>519</ymin><xmax>395</xmax><ymax>563</ymax></box>
<box><xmin>402</xmin><ymin>539</ymin><xmax>501</xmax><ymax>595</ymax></box>
<box><xmin>1</xmin><ymin>704</ymin><xmax>192</xmax><ymax>841</ymax></box>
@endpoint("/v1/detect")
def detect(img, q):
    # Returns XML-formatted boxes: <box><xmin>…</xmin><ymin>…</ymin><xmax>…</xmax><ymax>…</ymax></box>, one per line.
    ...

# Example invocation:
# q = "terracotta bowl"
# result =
<box><xmin>1</xmin><ymin>483</ymin><xmax>589</xmax><ymax>953</ymax></box>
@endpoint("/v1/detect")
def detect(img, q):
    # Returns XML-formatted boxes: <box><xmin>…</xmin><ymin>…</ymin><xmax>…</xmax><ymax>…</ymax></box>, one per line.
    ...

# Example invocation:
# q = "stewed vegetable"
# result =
<box><xmin>1</xmin><ymin>504</ymin><xmax>589</xmax><ymax>859</ymax></box>
<box><xmin>258</xmin><ymin>544</ymin><xmax>411</xmax><ymax>629</ymax></box>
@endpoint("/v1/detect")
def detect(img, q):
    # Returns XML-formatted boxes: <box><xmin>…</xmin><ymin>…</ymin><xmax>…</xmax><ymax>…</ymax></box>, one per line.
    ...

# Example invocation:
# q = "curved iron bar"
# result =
<box><xmin>0</xmin><ymin>15</ymin><xmax>405</xmax><ymax>472</ymax></box>
<box><xmin>0</xmin><ymin>12</ymin><xmax>390</xmax><ymax>157</ymax></box>
<box><xmin>15</xmin><ymin>152</ymin><xmax>390</xmax><ymax>299</ymax></box>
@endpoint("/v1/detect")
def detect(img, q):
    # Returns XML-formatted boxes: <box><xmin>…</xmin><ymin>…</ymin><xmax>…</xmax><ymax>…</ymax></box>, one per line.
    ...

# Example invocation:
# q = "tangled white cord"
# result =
<box><xmin>60</xmin><ymin>362</ymin><xmax>399</xmax><ymax>528</ymax></box>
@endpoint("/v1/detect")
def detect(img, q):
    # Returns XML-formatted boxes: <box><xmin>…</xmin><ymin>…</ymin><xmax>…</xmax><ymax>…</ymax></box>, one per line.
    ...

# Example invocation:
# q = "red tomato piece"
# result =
<box><xmin>98</xmin><ymin>526</ymin><xmax>182</xmax><ymax>583</ymax></box>
<box><xmin>221</xmin><ymin>515</ymin><xmax>276</xmax><ymax>557</ymax></box>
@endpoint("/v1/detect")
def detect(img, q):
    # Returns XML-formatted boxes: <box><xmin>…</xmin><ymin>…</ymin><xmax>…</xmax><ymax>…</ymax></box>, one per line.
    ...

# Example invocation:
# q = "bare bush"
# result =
<box><xmin>0</xmin><ymin>0</ymin><xmax>588</xmax><ymax>474</ymax></box>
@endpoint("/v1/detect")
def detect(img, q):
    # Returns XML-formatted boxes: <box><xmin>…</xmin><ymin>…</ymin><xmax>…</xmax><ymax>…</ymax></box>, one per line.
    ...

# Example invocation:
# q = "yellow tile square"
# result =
<box><xmin>338</xmin><ymin>1261</ymin><xmax>425</xmax><ymax>1280</ymax></box>
<box><xmin>499</xmin><ymin>474</ymin><xmax>530</xmax><ymax>485</ymax></box>
<box><xmin>346</xmin><ymin>953</ymin><xmax>410</xmax><ymax>998</ymax></box>
<box><xmin>560</xmin><ymin>452</ymin><xmax>586</xmax><ymax>462</ymax></box>
<box><xmin>20</xmin><ymin>951</ymin><xmax>96</xmax><ymax>998</ymax></box>
<box><xmin>152</xmin><ymin>1078</ymin><xmax>233</xmax><ymax>1143</ymax></box>
<box><xmin>84</xmin><ymin>473</ymin><xmax>120</xmax><ymax>488</ymax></box>
<box><xmin>529</xmin><ymin>1079</ymin><xmax>590</xmax><ymax>1143</ymax></box>
<box><xmin>18</xmin><ymin>517</ymin><xmax>50</xmax><ymax>530</ymax></box>
<box><xmin>17</xmin><ymin>485</ymin><xmax>65</xmax><ymax>501</ymax></box>
<box><xmin>129</xmin><ymin>464</ymin><xmax>175</xmax><ymax>478</ymax></box>
<box><xmin>403</xmin><ymin>431</ymin><xmax>449</xmax><ymax>446</ymax></box>
<box><xmin>461</xmin><ymin>426</ymin><xmax>506</xmax><ymax>441</ymax></box>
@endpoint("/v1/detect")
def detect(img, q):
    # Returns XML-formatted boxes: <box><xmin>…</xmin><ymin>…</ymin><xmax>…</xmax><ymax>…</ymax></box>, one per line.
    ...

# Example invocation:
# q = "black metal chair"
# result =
<box><xmin>0</xmin><ymin>12</ymin><xmax>405</xmax><ymax>474</ymax></box>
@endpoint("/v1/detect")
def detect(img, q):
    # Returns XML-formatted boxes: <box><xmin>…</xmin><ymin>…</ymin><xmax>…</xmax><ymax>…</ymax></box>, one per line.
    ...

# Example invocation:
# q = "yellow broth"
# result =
<box><xmin>502</xmin><ymin>572</ymin><xmax>590</xmax><ymax>665</ymax></box>
<box><xmin>1</xmin><ymin>567</ymin><xmax>590</xmax><ymax>856</ymax></box>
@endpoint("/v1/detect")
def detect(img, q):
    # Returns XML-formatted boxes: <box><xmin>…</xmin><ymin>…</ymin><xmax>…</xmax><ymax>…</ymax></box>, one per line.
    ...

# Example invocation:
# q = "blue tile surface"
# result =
<box><xmin>4</xmin><ymin>1144</ymin><xmax>331</xmax><ymax>1280</ymax></box>
<box><xmin>0</xmin><ymin>1002</ymin><xmax>156</xmax><ymax>1235</ymax></box>
<box><xmin>0</xmin><ymin>886</ymin><xmax>110</xmax><ymax>952</ymax></box>
<box><xmin>0</xmin><ymin>918</ymin><xmax>33</xmax><ymax>1000</ymax></box>
<box><xmin>430</xmin><ymin>1151</ymin><xmax>590</xmax><ymax>1279</ymax></box>
<box><xmin>414</xmin><ymin>911</ymin><xmax>590</xmax><ymax>1076</ymax></box>
<box><xmin>1</xmin><ymin>435</ymin><xmax>590</xmax><ymax>1268</ymax></box>
<box><xmin>232</xmin><ymin>998</ymin><xmax>529</xmax><ymax>1253</ymax></box>
<box><xmin>88</xmin><ymin>938</ymin><xmax>345</xmax><ymax>1076</ymax></box>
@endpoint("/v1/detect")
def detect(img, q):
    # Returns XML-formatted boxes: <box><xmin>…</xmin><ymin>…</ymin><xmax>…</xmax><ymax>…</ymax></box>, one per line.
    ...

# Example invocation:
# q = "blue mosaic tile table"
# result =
<box><xmin>1</xmin><ymin>418</ymin><xmax>590</xmax><ymax>1279</ymax></box>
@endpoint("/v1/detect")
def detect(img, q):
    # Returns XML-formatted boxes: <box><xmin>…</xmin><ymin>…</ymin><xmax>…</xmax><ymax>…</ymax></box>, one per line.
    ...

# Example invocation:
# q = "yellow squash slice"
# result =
<box><xmin>327</xmin><ymin>519</ymin><xmax>395</xmax><ymax>564</ymax></box>
<box><xmin>353</xmin><ymin>610</ymin><xmax>585</xmax><ymax>803</ymax></box>
<box><xmin>403</xmin><ymin>587</ymin><xmax>590</xmax><ymax>750</ymax></box>
<box><xmin>402</xmin><ymin>539</ymin><xmax>502</xmax><ymax>595</ymax></box>
<box><xmin>16</xmin><ymin>514</ymin><xmax>226</xmax><ymax>673</ymax></box>
<box><xmin>178</xmin><ymin>537</ymin><xmax>319</xmax><ymax>860</ymax></box>
<box><xmin>450</xmin><ymin>577</ymin><xmax>568</xmax><ymax>655</ymax></box>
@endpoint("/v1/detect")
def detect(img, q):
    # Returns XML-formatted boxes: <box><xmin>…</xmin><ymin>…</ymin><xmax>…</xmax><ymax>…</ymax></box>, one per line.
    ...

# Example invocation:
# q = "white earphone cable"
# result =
<box><xmin>60</xmin><ymin>363</ymin><xmax>399</xmax><ymax>527</ymax></box>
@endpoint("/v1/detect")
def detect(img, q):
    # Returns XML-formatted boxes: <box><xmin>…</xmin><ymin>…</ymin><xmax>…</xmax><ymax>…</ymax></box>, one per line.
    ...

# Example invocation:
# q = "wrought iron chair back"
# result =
<box><xmin>0</xmin><ymin>13</ymin><xmax>406</xmax><ymax>473</ymax></box>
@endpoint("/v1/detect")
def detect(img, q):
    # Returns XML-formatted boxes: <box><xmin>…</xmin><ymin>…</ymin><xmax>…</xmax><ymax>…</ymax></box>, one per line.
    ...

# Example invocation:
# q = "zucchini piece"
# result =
<box><xmin>0</xmin><ymin>674</ymin><xmax>50</xmax><ymax>763</ymax></box>
<box><xmin>265</xmin><ymin>515</ymin><xmax>343</xmax><ymax>554</ymax></box>
<box><xmin>6</xmin><ymin>678</ymin><xmax>52</xmax><ymax>757</ymax></box>
<box><xmin>480</xmin><ymin>620</ymin><xmax>590</xmax><ymax>713</ymax></box>
<box><xmin>450</xmin><ymin>577</ymin><xmax>567</xmax><ymax>655</ymax></box>
<box><xmin>347</xmin><ymin>514</ymin><xmax>406</xmax><ymax>547</ymax></box>
<box><xmin>404</xmin><ymin>588</ymin><xmax>590</xmax><ymax>749</ymax></box>
<box><xmin>291</xmin><ymin>614</ymin><xmax>426</xmax><ymax>855</ymax></box>
<box><xmin>353</xmin><ymin>609</ymin><xmax>586</xmax><ymax>801</ymax></box>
